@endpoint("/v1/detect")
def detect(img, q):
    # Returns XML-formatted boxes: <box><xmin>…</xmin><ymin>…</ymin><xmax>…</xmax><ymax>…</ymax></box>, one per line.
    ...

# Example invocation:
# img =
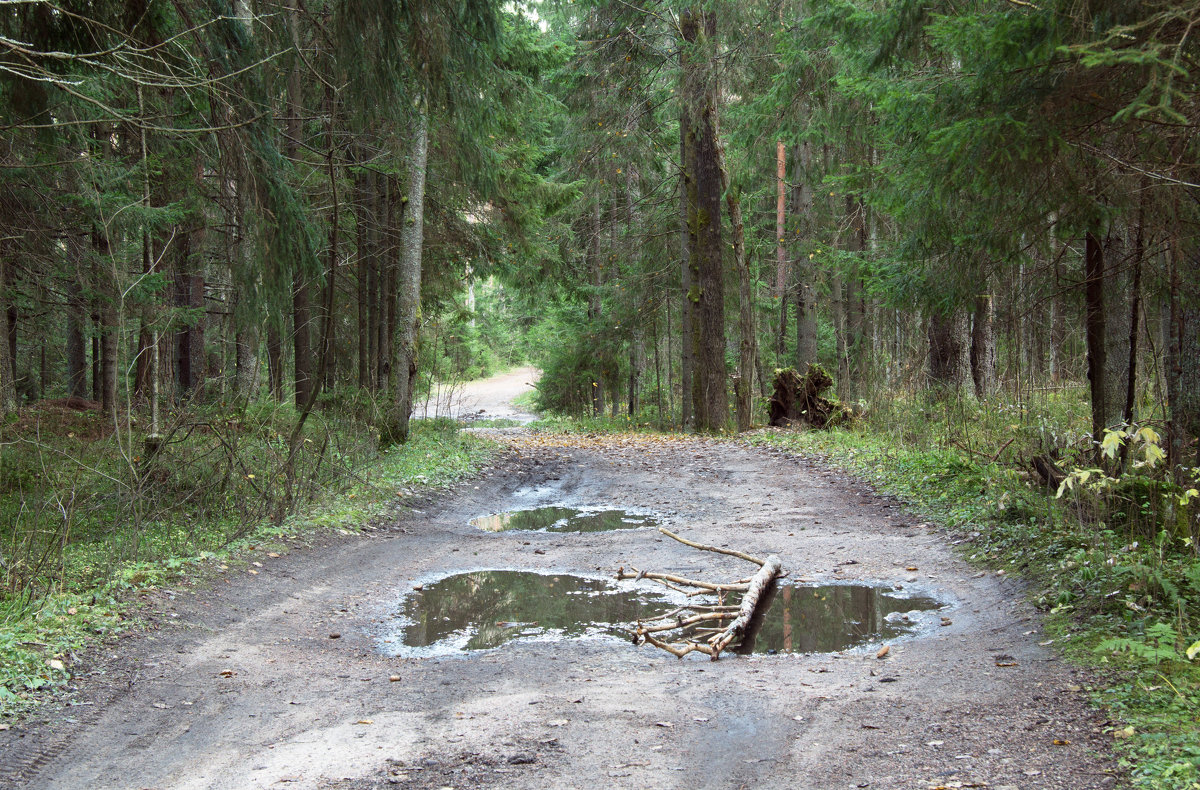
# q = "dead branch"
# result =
<box><xmin>658</xmin><ymin>527</ymin><xmax>767</xmax><ymax>566</ymax></box>
<box><xmin>710</xmin><ymin>555</ymin><xmax>783</xmax><ymax>659</ymax></box>
<box><xmin>616</xmin><ymin>567</ymin><xmax>751</xmax><ymax>592</ymax></box>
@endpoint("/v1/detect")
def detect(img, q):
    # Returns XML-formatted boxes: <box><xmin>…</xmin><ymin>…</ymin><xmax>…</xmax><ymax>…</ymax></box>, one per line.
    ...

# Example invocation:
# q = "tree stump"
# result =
<box><xmin>768</xmin><ymin>364</ymin><xmax>848</xmax><ymax>428</ymax></box>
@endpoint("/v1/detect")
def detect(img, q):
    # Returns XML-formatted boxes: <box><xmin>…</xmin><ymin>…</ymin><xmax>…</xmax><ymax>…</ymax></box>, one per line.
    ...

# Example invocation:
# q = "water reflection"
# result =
<box><xmin>738</xmin><ymin>583</ymin><xmax>942</xmax><ymax>654</ymax></box>
<box><xmin>470</xmin><ymin>507</ymin><xmax>657</xmax><ymax>533</ymax></box>
<box><xmin>381</xmin><ymin>572</ymin><xmax>945</xmax><ymax>658</ymax></box>
<box><xmin>381</xmin><ymin>570</ymin><xmax>677</xmax><ymax>656</ymax></box>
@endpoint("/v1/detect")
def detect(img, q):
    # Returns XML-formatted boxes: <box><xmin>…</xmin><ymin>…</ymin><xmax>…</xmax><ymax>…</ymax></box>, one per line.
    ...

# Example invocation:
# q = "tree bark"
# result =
<box><xmin>66</xmin><ymin>264</ymin><xmax>88</xmax><ymax>399</ymax></box>
<box><xmin>0</xmin><ymin>255</ymin><xmax>15</xmax><ymax>413</ymax></box>
<box><xmin>971</xmin><ymin>290</ymin><xmax>996</xmax><ymax>399</ymax></box>
<box><xmin>718</xmin><ymin>139</ymin><xmax>755</xmax><ymax>432</ymax></box>
<box><xmin>287</xmin><ymin>0</ymin><xmax>312</xmax><ymax>408</ymax></box>
<box><xmin>354</xmin><ymin>150</ymin><xmax>370</xmax><ymax>390</ymax></box>
<box><xmin>679</xmin><ymin>120</ymin><xmax>694</xmax><ymax>429</ymax></box>
<box><xmin>1167</xmin><ymin>234</ymin><xmax>1200</xmax><ymax>472</ymax></box>
<box><xmin>382</xmin><ymin>105</ymin><xmax>428</xmax><ymax>447</ymax></box>
<box><xmin>588</xmin><ymin>189</ymin><xmax>606</xmax><ymax>417</ymax></box>
<box><xmin>774</xmin><ymin>140</ymin><xmax>788</xmax><ymax>362</ymax></box>
<box><xmin>794</xmin><ymin>138</ymin><xmax>818</xmax><ymax>370</ymax></box>
<box><xmin>681</xmin><ymin>8</ymin><xmax>727</xmax><ymax>432</ymax></box>
<box><xmin>1084</xmin><ymin>230</ymin><xmax>1108</xmax><ymax>444</ymax></box>
<box><xmin>928</xmin><ymin>308</ymin><xmax>971</xmax><ymax>392</ymax></box>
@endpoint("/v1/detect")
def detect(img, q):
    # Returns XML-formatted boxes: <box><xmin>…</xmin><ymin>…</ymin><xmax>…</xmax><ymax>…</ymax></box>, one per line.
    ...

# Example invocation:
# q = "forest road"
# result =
<box><xmin>2</xmin><ymin>430</ymin><xmax>1119</xmax><ymax>789</ymax></box>
<box><xmin>415</xmin><ymin>366</ymin><xmax>539</xmax><ymax>423</ymax></box>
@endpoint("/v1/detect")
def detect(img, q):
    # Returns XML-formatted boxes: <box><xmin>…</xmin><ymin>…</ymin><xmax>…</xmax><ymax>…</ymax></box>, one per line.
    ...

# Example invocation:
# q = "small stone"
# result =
<box><xmin>507</xmin><ymin>752</ymin><xmax>537</xmax><ymax>765</ymax></box>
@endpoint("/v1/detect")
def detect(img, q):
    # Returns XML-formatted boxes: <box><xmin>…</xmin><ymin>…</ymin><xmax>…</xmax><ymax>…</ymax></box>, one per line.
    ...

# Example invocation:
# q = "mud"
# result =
<box><xmin>0</xmin><ymin>406</ymin><xmax>1121</xmax><ymax>789</ymax></box>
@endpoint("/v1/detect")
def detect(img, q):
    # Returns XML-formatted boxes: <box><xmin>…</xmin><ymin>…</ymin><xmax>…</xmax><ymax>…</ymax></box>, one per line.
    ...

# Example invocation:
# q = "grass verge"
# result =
<box><xmin>0</xmin><ymin>415</ymin><xmax>496</xmax><ymax>718</ymax></box>
<box><xmin>740</xmin><ymin>394</ymin><xmax>1199</xmax><ymax>790</ymax></box>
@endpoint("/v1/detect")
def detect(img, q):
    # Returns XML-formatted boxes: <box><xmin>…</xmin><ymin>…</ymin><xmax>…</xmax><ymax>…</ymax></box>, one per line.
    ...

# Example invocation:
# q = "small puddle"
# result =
<box><xmin>380</xmin><ymin>571</ymin><xmax>947</xmax><ymax>658</ymax></box>
<box><xmin>733</xmin><ymin>583</ymin><xmax>943</xmax><ymax>655</ymax></box>
<box><xmin>470</xmin><ymin>507</ymin><xmax>658</xmax><ymax>533</ymax></box>
<box><xmin>380</xmin><ymin>570</ymin><xmax>676</xmax><ymax>656</ymax></box>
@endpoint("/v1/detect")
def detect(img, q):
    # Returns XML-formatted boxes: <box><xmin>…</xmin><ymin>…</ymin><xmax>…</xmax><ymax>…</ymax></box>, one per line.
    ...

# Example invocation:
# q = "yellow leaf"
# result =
<box><xmin>1187</xmin><ymin>640</ymin><xmax>1200</xmax><ymax>661</ymax></box>
<box><xmin>1137</xmin><ymin>426</ymin><xmax>1161</xmax><ymax>445</ymax></box>
<box><xmin>1142</xmin><ymin>443</ymin><xmax>1165</xmax><ymax>468</ymax></box>
<box><xmin>1100</xmin><ymin>430</ymin><xmax>1124</xmax><ymax>459</ymax></box>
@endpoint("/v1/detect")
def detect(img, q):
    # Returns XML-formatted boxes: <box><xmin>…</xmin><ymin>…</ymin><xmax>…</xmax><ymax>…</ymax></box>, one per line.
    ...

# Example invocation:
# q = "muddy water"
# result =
<box><xmin>470</xmin><ymin>507</ymin><xmax>658</xmax><ymax>532</ymax></box>
<box><xmin>381</xmin><ymin>571</ymin><xmax>945</xmax><ymax>658</ymax></box>
<box><xmin>735</xmin><ymin>583</ymin><xmax>943</xmax><ymax>655</ymax></box>
<box><xmin>379</xmin><ymin>570</ymin><xmax>678</xmax><ymax>656</ymax></box>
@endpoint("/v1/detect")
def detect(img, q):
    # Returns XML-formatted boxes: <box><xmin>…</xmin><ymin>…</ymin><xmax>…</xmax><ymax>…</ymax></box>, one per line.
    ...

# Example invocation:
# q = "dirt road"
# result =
<box><xmin>2</xmin><ymin>384</ymin><xmax>1118</xmax><ymax>789</ymax></box>
<box><xmin>415</xmin><ymin>367</ymin><xmax>539</xmax><ymax>424</ymax></box>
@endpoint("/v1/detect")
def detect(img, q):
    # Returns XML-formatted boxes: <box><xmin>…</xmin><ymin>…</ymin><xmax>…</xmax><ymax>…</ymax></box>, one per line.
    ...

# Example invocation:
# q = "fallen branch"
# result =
<box><xmin>710</xmin><ymin>555</ymin><xmax>783</xmax><ymax>658</ymax></box>
<box><xmin>621</xmin><ymin>534</ymin><xmax>786</xmax><ymax>660</ymax></box>
<box><xmin>658</xmin><ymin>528</ymin><xmax>767</xmax><ymax>567</ymax></box>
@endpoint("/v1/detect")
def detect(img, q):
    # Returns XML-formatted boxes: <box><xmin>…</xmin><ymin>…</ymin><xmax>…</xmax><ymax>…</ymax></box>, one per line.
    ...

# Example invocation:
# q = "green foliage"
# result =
<box><xmin>0</xmin><ymin>417</ymin><xmax>495</xmax><ymax>716</ymax></box>
<box><xmin>741</xmin><ymin>389</ymin><xmax>1199</xmax><ymax>790</ymax></box>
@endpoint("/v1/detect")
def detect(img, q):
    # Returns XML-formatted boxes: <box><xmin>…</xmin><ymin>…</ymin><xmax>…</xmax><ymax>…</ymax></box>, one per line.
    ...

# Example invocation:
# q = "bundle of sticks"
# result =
<box><xmin>617</xmin><ymin>528</ymin><xmax>784</xmax><ymax>660</ymax></box>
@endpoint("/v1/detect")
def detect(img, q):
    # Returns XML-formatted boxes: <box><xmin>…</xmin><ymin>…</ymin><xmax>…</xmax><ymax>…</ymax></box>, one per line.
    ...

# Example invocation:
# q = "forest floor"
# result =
<box><xmin>0</xmin><ymin>378</ymin><xmax>1122</xmax><ymax>790</ymax></box>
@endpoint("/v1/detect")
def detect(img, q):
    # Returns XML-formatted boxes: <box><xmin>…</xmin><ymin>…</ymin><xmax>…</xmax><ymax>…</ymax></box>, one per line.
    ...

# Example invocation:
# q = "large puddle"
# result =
<box><xmin>379</xmin><ymin>571</ymin><xmax>946</xmax><ymax>658</ymax></box>
<box><xmin>470</xmin><ymin>507</ymin><xmax>658</xmax><ymax>533</ymax></box>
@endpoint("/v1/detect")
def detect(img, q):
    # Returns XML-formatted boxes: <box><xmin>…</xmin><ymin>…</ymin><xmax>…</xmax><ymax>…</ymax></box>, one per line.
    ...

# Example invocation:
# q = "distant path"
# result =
<box><xmin>415</xmin><ymin>366</ymin><xmax>540</xmax><ymax>423</ymax></box>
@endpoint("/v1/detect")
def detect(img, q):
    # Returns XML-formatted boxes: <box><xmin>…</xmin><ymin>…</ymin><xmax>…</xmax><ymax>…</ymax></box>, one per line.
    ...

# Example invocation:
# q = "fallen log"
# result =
<box><xmin>710</xmin><ymin>554</ymin><xmax>782</xmax><ymax>658</ymax></box>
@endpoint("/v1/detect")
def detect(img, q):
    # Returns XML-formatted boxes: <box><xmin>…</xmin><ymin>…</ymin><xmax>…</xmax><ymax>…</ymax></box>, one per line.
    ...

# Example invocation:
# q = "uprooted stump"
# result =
<box><xmin>619</xmin><ymin>528</ymin><xmax>784</xmax><ymax>660</ymax></box>
<box><xmin>768</xmin><ymin>364</ymin><xmax>852</xmax><ymax>428</ymax></box>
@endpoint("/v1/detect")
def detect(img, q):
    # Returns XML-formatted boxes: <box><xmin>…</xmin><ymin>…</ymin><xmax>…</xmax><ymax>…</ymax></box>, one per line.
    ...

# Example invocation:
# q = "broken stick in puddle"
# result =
<box><xmin>618</xmin><ymin>528</ymin><xmax>784</xmax><ymax>660</ymax></box>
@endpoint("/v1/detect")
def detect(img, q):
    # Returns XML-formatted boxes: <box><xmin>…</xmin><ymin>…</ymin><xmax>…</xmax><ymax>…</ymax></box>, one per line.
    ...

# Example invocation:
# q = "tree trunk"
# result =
<box><xmin>1167</xmin><ymin>238</ymin><xmax>1200</xmax><ymax>471</ymax></box>
<box><xmin>774</xmin><ymin>140</ymin><xmax>788</xmax><ymax>362</ymax></box>
<box><xmin>971</xmin><ymin>290</ymin><xmax>996</xmax><ymax>399</ymax></box>
<box><xmin>267</xmin><ymin>323</ymin><xmax>283</xmax><ymax>401</ymax></box>
<box><xmin>681</xmin><ymin>8</ymin><xmax>727</xmax><ymax>432</ymax></box>
<box><xmin>1084</xmin><ymin>230</ymin><xmax>1109</xmax><ymax>444</ymax></box>
<box><xmin>928</xmin><ymin>308</ymin><xmax>971</xmax><ymax>392</ymax></box>
<box><xmin>678</xmin><ymin>121</ymin><xmax>694</xmax><ymax>429</ymax></box>
<box><xmin>384</xmin><ymin>176</ymin><xmax>399</xmax><ymax>395</ymax></box>
<box><xmin>588</xmin><ymin>189</ymin><xmax>606</xmax><ymax>417</ymax></box>
<box><xmin>382</xmin><ymin>106</ymin><xmax>428</xmax><ymax>447</ymax></box>
<box><xmin>718</xmin><ymin>139</ymin><xmax>755</xmax><ymax>432</ymax></box>
<box><xmin>367</xmin><ymin>168</ymin><xmax>380</xmax><ymax>392</ymax></box>
<box><xmin>794</xmin><ymin>139</ymin><xmax>818</xmax><ymax>370</ymax></box>
<box><xmin>0</xmin><ymin>255</ymin><xmax>15</xmax><ymax>413</ymax></box>
<box><xmin>287</xmin><ymin>0</ymin><xmax>312</xmax><ymax>409</ymax></box>
<box><xmin>355</xmin><ymin>152</ymin><xmax>370</xmax><ymax>390</ymax></box>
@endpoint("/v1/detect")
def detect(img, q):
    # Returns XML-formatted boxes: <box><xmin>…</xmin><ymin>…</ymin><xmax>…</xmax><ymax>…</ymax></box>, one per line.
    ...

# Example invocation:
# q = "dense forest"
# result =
<box><xmin>4</xmin><ymin>0</ymin><xmax>1199</xmax><ymax>445</ymax></box>
<box><xmin>3</xmin><ymin>0</ymin><xmax>1200</xmax><ymax>784</ymax></box>
<box><xmin>4</xmin><ymin>1</ymin><xmax>1200</xmax><ymax>555</ymax></box>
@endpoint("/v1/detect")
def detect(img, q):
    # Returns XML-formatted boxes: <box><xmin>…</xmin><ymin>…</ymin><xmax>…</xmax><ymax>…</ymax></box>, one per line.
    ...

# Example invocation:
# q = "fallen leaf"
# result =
<box><xmin>693</xmin><ymin>716</ymin><xmax>709</xmax><ymax>722</ymax></box>
<box><xmin>905</xmin><ymin>566</ymin><xmax>918</xmax><ymax>571</ymax></box>
<box><xmin>876</xmin><ymin>645</ymin><xmax>890</xmax><ymax>659</ymax></box>
<box><xmin>252</xmin><ymin>561</ymin><xmax>263</xmax><ymax>568</ymax></box>
<box><xmin>1053</xmin><ymin>739</ymin><xmax>1070</xmax><ymax>746</ymax></box>
<box><xmin>654</xmin><ymin>721</ymin><xmax>674</xmax><ymax>728</ymax></box>
<box><xmin>861</xmin><ymin>723</ymin><xmax>880</xmax><ymax>729</ymax></box>
<box><xmin>389</xmin><ymin>675</ymin><xmax>401</xmax><ymax>682</ymax></box>
<box><xmin>247</xmin><ymin>569</ymin><xmax>258</xmax><ymax>575</ymax></box>
<box><xmin>267</xmin><ymin>552</ymin><xmax>281</xmax><ymax>558</ymax></box>
<box><xmin>219</xmin><ymin>669</ymin><xmax>235</xmax><ymax>677</ymax></box>
<box><xmin>47</xmin><ymin>659</ymin><xmax>65</xmax><ymax>671</ymax></box>
<box><xmin>995</xmin><ymin>661</ymin><xmax>1018</xmax><ymax>667</ymax></box>
<box><xmin>355</xmin><ymin>719</ymin><xmax>374</xmax><ymax>725</ymax></box>
<box><xmin>329</xmin><ymin>633</ymin><xmax>341</xmax><ymax>639</ymax></box>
